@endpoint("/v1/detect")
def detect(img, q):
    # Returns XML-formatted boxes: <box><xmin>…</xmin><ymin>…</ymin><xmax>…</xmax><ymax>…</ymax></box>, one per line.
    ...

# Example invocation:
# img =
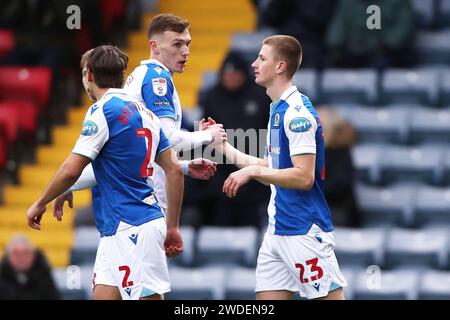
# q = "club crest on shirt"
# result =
<box><xmin>152</xmin><ymin>78</ymin><xmax>167</xmax><ymax>97</ymax></box>
<box><xmin>273</xmin><ymin>112</ymin><xmax>280</xmax><ymax>127</ymax></box>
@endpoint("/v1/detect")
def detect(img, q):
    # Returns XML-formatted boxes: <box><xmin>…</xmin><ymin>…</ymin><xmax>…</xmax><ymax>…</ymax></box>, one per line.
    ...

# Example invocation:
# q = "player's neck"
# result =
<box><xmin>92</xmin><ymin>87</ymin><xmax>109</xmax><ymax>102</ymax></box>
<box><xmin>266</xmin><ymin>80</ymin><xmax>292</xmax><ymax>102</ymax></box>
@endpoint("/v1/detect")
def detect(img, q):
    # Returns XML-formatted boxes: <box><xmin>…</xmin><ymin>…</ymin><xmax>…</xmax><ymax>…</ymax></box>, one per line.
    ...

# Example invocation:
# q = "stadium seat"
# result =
<box><xmin>419</xmin><ymin>270</ymin><xmax>450</xmax><ymax>299</ymax></box>
<box><xmin>438</xmin><ymin>0</ymin><xmax>450</xmax><ymax>27</ymax></box>
<box><xmin>340</xmin><ymin>268</ymin><xmax>358</xmax><ymax>300</ymax></box>
<box><xmin>351</xmin><ymin>144</ymin><xmax>383</xmax><ymax>184</ymax></box>
<box><xmin>0</xmin><ymin>67</ymin><xmax>52</xmax><ymax>109</ymax></box>
<box><xmin>0</xmin><ymin>134</ymin><xmax>6</xmax><ymax>170</ymax></box>
<box><xmin>229</xmin><ymin>30</ymin><xmax>274</xmax><ymax>62</ymax></box>
<box><xmin>355</xmin><ymin>183</ymin><xmax>417</xmax><ymax>227</ymax></box>
<box><xmin>385</xmin><ymin>228</ymin><xmax>448</xmax><ymax>269</ymax></box>
<box><xmin>445</xmin><ymin>149</ymin><xmax>450</xmax><ymax>184</ymax></box>
<box><xmin>442</xmin><ymin>69</ymin><xmax>450</xmax><ymax>105</ymax></box>
<box><xmin>196</xmin><ymin>226</ymin><xmax>259</xmax><ymax>267</ymax></box>
<box><xmin>200</xmin><ymin>70</ymin><xmax>218</xmax><ymax>92</ymax></box>
<box><xmin>415</xmin><ymin>30</ymin><xmax>450</xmax><ymax>65</ymax></box>
<box><xmin>167</xmin><ymin>266</ymin><xmax>227</xmax><ymax>300</ymax></box>
<box><xmin>334</xmin><ymin>227</ymin><xmax>386</xmax><ymax>268</ymax></box>
<box><xmin>0</xmin><ymin>101</ymin><xmax>39</xmax><ymax>138</ymax></box>
<box><xmin>292</xmin><ymin>69</ymin><xmax>319</xmax><ymax>102</ymax></box>
<box><xmin>225</xmin><ymin>267</ymin><xmax>256</xmax><ymax>299</ymax></box>
<box><xmin>0</xmin><ymin>29</ymin><xmax>14</xmax><ymax>58</ymax></box>
<box><xmin>414</xmin><ymin>186</ymin><xmax>450</xmax><ymax>226</ymax></box>
<box><xmin>411</xmin><ymin>0</ymin><xmax>436</xmax><ymax>29</ymax></box>
<box><xmin>379</xmin><ymin>145</ymin><xmax>446</xmax><ymax>185</ymax></box>
<box><xmin>346</xmin><ymin>106</ymin><xmax>409</xmax><ymax>144</ymax></box>
<box><xmin>353</xmin><ymin>269</ymin><xmax>419</xmax><ymax>300</ymax></box>
<box><xmin>410</xmin><ymin>108</ymin><xmax>450</xmax><ymax>143</ymax></box>
<box><xmin>320</xmin><ymin>69</ymin><xmax>378</xmax><ymax>105</ymax></box>
<box><xmin>381</xmin><ymin>68</ymin><xmax>440</xmax><ymax>105</ymax></box>
<box><xmin>70</xmin><ymin>226</ymin><xmax>100</xmax><ymax>266</ymax></box>
<box><xmin>52</xmin><ymin>267</ymin><xmax>88</xmax><ymax>300</ymax></box>
<box><xmin>169</xmin><ymin>226</ymin><xmax>196</xmax><ymax>267</ymax></box>
<box><xmin>0</xmin><ymin>103</ymin><xmax>20</xmax><ymax>144</ymax></box>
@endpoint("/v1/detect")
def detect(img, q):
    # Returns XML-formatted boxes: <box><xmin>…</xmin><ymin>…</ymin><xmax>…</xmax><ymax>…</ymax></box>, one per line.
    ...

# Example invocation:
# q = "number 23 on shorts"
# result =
<box><xmin>295</xmin><ymin>258</ymin><xmax>324</xmax><ymax>284</ymax></box>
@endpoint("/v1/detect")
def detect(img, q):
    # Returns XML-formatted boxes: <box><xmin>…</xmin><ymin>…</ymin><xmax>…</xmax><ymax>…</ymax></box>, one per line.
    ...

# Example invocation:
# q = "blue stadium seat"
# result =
<box><xmin>415</xmin><ymin>31</ymin><xmax>450</xmax><ymax>65</ymax></box>
<box><xmin>225</xmin><ymin>267</ymin><xmax>256</xmax><ymax>299</ymax></box>
<box><xmin>411</xmin><ymin>0</ymin><xmax>436</xmax><ymax>29</ymax></box>
<box><xmin>71</xmin><ymin>226</ymin><xmax>100</xmax><ymax>266</ymax></box>
<box><xmin>167</xmin><ymin>266</ymin><xmax>227</xmax><ymax>300</ymax></box>
<box><xmin>355</xmin><ymin>183</ymin><xmax>417</xmax><ymax>227</ymax></box>
<box><xmin>197</xmin><ymin>226</ymin><xmax>259</xmax><ymax>267</ymax></box>
<box><xmin>445</xmin><ymin>149</ymin><xmax>450</xmax><ymax>184</ymax></box>
<box><xmin>353</xmin><ymin>269</ymin><xmax>419</xmax><ymax>300</ymax></box>
<box><xmin>292</xmin><ymin>69</ymin><xmax>319</xmax><ymax>102</ymax></box>
<box><xmin>442</xmin><ymin>69</ymin><xmax>450</xmax><ymax>105</ymax></box>
<box><xmin>381</xmin><ymin>68</ymin><xmax>440</xmax><ymax>105</ymax></box>
<box><xmin>174</xmin><ymin>226</ymin><xmax>196</xmax><ymax>266</ymax></box>
<box><xmin>334</xmin><ymin>227</ymin><xmax>386</xmax><ymax>268</ymax></box>
<box><xmin>379</xmin><ymin>145</ymin><xmax>445</xmax><ymax>185</ymax></box>
<box><xmin>385</xmin><ymin>228</ymin><xmax>448</xmax><ymax>269</ymax></box>
<box><xmin>438</xmin><ymin>0</ymin><xmax>450</xmax><ymax>27</ymax></box>
<box><xmin>410</xmin><ymin>108</ymin><xmax>450</xmax><ymax>143</ymax></box>
<box><xmin>351</xmin><ymin>144</ymin><xmax>383</xmax><ymax>184</ymax></box>
<box><xmin>346</xmin><ymin>107</ymin><xmax>409</xmax><ymax>144</ymax></box>
<box><xmin>320</xmin><ymin>69</ymin><xmax>378</xmax><ymax>105</ymax></box>
<box><xmin>340</xmin><ymin>268</ymin><xmax>357</xmax><ymax>300</ymax></box>
<box><xmin>419</xmin><ymin>270</ymin><xmax>450</xmax><ymax>299</ymax></box>
<box><xmin>415</xmin><ymin>186</ymin><xmax>450</xmax><ymax>226</ymax></box>
<box><xmin>52</xmin><ymin>267</ymin><xmax>88</xmax><ymax>300</ymax></box>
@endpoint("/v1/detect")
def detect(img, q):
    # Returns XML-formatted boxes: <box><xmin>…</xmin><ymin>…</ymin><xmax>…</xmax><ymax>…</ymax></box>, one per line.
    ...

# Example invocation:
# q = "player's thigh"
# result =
<box><xmin>256</xmin><ymin>290</ymin><xmax>294</xmax><ymax>300</ymax></box>
<box><xmin>93</xmin><ymin>284</ymin><xmax>121</xmax><ymax>300</ymax></box>
<box><xmin>316</xmin><ymin>287</ymin><xmax>345</xmax><ymax>300</ymax></box>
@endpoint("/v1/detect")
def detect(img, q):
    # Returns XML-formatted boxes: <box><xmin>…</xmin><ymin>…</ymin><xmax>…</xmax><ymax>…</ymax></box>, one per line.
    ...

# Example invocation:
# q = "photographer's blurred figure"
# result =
<box><xmin>0</xmin><ymin>235</ymin><xmax>60</xmax><ymax>299</ymax></box>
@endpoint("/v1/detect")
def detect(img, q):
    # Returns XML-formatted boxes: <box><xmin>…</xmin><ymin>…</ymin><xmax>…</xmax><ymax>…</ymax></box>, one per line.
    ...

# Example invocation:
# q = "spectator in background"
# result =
<box><xmin>326</xmin><ymin>0</ymin><xmax>415</xmax><ymax>69</ymax></box>
<box><xmin>0</xmin><ymin>234</ymin><xmax>60</xmax><ymax>300</ymax></box>
<box><xmin>186</xmin><ymin>51</ymin><xmax>271</xmax><ymax>228</ymax></box>
<box><xmin>316</xmin><ymin>107</ymin><xmax>360</xmax><ymax>227</ymax></box>
<box><xmin>258</xmin><ymin>0</ymin><xmax>337</xmax><ymax>69</ymax></box>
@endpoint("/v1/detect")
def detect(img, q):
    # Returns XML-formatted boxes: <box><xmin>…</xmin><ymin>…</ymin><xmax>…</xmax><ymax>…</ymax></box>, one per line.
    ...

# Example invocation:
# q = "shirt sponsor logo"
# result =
<box><xmin>152</xmin><ymin>78</ymin><xmax>167</xmax><ymax>97</ymax></box>
<box><xmin>153</xmin><ymin>101</ymin><xmax>170</xmax><ymax>107</ymax></box>
<box><xmin>289</xmin><ymin>117</ymin><xmax>311</xmax><ymax>132</ymax></box>
<box><xmin>81</xmin><ymin>120</ymin><xmax>98</xmax><ymax>136</ymax></box>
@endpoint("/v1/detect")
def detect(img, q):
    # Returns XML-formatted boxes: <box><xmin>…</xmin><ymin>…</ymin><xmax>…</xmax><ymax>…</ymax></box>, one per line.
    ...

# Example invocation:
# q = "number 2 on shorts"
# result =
<box><xmin>295</xmin><ymin>258</ymin><xmax>324</xmax><ymax>284</ymax></box>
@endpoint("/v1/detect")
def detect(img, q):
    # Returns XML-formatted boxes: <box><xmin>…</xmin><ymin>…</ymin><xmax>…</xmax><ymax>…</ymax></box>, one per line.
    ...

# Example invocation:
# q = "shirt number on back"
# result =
<box><xmin>136</xmin><ymin>128</ymin><xmax>154</xmax><ymax>177</ymax></box>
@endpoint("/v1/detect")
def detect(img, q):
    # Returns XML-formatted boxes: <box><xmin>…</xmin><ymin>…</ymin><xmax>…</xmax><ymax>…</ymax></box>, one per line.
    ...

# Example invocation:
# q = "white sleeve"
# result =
<box><xmin>284</xmin><ymin>107</ymin><xmax>317</xmax><ymax>156</ymax></box>
<box><xmin>65</xmin><ymin>163</ymin><xmax>97</xmax><ymax>193</ymax></box>
<box><xmin>159</xmin><ymin>117</ymin><xmax>212</xmax><ymax>152</ymax></box>
<box><xmin>72</xmin><ymin>104</ymin><xmax>109</xmax><ymax>160</ymax></box>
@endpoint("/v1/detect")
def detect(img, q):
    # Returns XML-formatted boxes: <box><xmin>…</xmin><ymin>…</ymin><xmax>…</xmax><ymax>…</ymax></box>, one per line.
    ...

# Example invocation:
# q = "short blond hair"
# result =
<box><xmin>263</xmin><ymin>35</ymin><xmax>302</xmax><ymax>78</ymax></box>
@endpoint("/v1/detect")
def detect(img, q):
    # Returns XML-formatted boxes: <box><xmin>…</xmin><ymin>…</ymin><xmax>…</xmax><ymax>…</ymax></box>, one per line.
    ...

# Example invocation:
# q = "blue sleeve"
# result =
<box><xmin>142</xmin><ymin>72</ymin><xmax>176</xmax><ymax>120</ymax></box>
<box><xmin>156</xmin><ymin>128</ymin><xmax>171</xmax><ymax>155</ymax></box>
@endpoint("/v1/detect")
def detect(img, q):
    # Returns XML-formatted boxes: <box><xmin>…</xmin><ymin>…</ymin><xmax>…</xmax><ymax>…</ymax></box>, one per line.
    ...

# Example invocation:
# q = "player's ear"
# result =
<box><xmin>87</xmin><ymin>69</ymin><xmax>94</xmax><ymax>82</ymax></box>
<box><xmin>149</xmin><ymin>39</ymin><xmax>159</xmax><ymax>55</ymax></box>
<box><xmin>276</xmin><ymin>61</ymin><xmax>287</xmax><ymax>75</ymax></box>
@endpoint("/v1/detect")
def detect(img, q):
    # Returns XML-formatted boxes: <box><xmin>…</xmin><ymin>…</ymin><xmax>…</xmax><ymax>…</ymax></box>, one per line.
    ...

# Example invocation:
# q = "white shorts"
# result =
<box><xmin>92</xmin><ymin>218</ymin><xmax>170</xmax><ymax>300</ymax></box>
<box><xmin>255</xmin><ymin>224</ymin><xmax>347</xmax><ymax>299</ymax></box>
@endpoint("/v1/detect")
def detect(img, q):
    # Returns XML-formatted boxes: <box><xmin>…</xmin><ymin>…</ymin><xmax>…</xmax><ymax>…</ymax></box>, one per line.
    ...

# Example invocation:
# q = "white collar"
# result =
<box><xmin>280</xmin><ymin>86</ymin><xmax>298</xmax><ymax>101</ymax></box>
<box><xmin>140</xmin><ymin>59</ymin><xmax>170</xmax><ymax>73</ymax></box>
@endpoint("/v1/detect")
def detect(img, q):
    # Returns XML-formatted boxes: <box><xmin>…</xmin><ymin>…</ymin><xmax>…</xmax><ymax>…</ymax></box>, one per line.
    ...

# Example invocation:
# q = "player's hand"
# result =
<box><xmin>188</xmin><ymin>158</ymin><xmax>217</xmax><ymax>180</ymax></box>
<box><xmin>206</xmin><ymin>123</ymin><xmax>227</xmax><ymax>145</ymax></box>
<box><xmin>27</xmin><ymin>202</ymin><xmax>46</xmax><ymax>230</ymax></box>
<box><xmin>198</xmin><ymin>118</ymin><xmax>210</xmax><ymax>131</ymax></box>
<box><xmin>53</xmin><ymin>192</ymin><xmax>73</xmax><ymax>222</ymax></box>
<box><xmin>223</xmin><ymin>165</ymin><xmax>259</xmax><ymax>198</ymax></box>
<box><xmin>164</xmin><ymin>226</ymin><xmax>184</xmax><ymax>257</ymax></box>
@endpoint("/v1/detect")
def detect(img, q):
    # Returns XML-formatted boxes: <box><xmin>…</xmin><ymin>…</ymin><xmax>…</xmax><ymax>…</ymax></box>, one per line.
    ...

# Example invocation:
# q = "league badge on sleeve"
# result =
<box><xmin>289</xmin><ymin>117</ymin><xmax>312</xmax><ymax>132</ymax></box>
<box><xmin>152</xmin><ymin>78</ymin><xmax>167</xmax><ymax>97</ymax></box>
<box><xmin>81</xmin><ymin>120</ymin><xmax>98</xmax><ymax>136</ymax></box>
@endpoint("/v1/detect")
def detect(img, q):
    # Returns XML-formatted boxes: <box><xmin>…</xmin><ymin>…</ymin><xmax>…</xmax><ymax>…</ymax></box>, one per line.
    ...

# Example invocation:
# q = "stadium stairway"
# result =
<box><xmin>0</xmin><ymin>98</ymin><xmax>92</xmax><ymax>268</ymax></box>
<box><xmin>126</xmin><ymin>0</ymin><xmax>256</xmax><ymax>108</ymax></box>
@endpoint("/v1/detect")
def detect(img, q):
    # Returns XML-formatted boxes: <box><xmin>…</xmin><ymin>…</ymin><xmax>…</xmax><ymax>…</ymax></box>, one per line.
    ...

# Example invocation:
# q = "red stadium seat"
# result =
<box><xmin>0</xmin><ymin>67</ymin><xmax>52</xmax><ymax>110</ymax></box>
<box><xmin>0</xmin><ymin>104</ymin><xmax>20</xmax><ymax>143</ymax></box>
<box><xmin>0</xmin><ymin>134</ymin><xmax>6</xmax><ymax>169</ymax></box>
<box><xmin>0</xmin><ymin>29</ymin><xmax>14</xmax><ymax>58</ymax></box>
<box><xmin>0</xmin><ymin>101</ymin><xmax>38</xmax><ymax>138</ymax></box>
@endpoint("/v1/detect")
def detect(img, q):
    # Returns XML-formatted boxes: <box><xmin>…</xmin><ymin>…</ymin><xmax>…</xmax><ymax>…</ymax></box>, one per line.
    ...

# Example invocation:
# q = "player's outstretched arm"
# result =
<box><xmin>27</xmin><ymin>154</ymin><xmax>91</xmax><ymax>230</ymax></box>
<box><xmin>223</xmin><ymin>154</ymin><xmax>315</xmax><ymax>198</ymax></box>
<box><xmin>155</xmin><ymin>147</ymin><xmax>184</xmax><ymax>257</ymax></box>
